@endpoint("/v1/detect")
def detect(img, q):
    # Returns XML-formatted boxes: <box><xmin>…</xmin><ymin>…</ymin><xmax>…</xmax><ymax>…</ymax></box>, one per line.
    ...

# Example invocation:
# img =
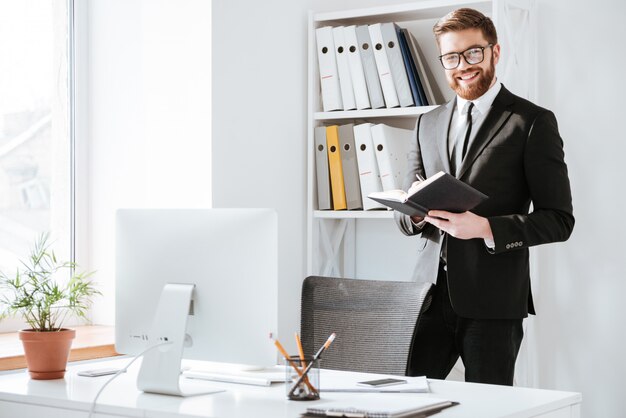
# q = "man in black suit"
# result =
<box><xmin>394</xmin><ymin>8</ymin><xmax>574</xmax><ymax>385</ymax></box>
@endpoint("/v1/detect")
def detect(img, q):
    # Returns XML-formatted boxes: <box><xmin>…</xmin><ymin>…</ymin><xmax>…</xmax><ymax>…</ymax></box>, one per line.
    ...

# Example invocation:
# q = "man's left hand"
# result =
<box><xmin>424</xmin><ymin>210</ymin><xmax>493</xmax><ymax>241</ymax></box>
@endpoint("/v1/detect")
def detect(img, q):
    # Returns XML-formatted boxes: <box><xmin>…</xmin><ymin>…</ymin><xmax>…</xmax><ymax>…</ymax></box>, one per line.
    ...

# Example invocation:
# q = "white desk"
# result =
<box><xmin>0</xmin><ymin>357</ymin><xmax>581</xmax><ymax>418</ymax></box>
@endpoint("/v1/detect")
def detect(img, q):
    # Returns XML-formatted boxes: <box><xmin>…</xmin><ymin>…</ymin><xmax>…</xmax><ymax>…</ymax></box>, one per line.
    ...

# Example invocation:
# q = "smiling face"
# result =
<box><xmin>438</xmin><ymin>28</ymin><xmax>500</xmax><ymax>100</ymax></box>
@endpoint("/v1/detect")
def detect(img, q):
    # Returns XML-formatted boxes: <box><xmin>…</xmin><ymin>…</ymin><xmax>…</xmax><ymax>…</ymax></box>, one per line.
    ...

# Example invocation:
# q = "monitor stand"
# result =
<box><xmin>136</xmin><ymin>283</ymin><xmax>224</xmax><ymax>396</ymax></box>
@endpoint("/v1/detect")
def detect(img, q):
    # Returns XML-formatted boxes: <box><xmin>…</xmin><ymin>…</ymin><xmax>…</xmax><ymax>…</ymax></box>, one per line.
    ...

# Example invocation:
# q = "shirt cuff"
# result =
<box><xmin>411</xmin><ymin>218</ymin><xmax>426</xmax><ymax>232</ymax></box>
<box><xmin>484</xmin><ymin>237</ymin><xmax>495</xmax><ymax>253</ymax></box>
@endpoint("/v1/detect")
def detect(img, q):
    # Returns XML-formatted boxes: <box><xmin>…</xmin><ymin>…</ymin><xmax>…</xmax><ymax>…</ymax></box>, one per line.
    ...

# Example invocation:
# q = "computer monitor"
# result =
<box><xmin>115</xmin><ymin>208</ymin><xmax>278</xmax><ymax>396</ymax></box>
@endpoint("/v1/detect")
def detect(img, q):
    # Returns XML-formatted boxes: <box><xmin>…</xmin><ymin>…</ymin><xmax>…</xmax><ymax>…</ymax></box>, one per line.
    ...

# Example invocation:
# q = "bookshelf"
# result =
<box><xmin>307</xmin><ymin>0</ymin><xmax>536</xmax><ymax>279</ymax></box>
<box><xmin>314</xmin><ymin>210</ymin><xmax>394</xmax><ymax>220</ymax></box>
<box><xmin>314</xmin><ymin>106</ymin><xmax>438</xmax><ymax>121</ymax></box>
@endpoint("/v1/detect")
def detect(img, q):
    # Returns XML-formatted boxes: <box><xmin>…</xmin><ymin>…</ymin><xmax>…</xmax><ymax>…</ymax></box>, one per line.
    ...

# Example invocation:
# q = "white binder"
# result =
<box><xmin>338</xmin><ymin>124</ymin><xmax>363</xmax><ymax>210</ymax></box>
<box><xmin>353</xmin><ymin>123</ymin><xmax>385</xmax><ymax>210</ymax></box>
<box><xmin>380</xmin><ymin>23</ymin><xmax>414</xmax><ymax>108</ymax></box>
<box><xmin>315</xmin><ymin>26</ymin><xmax>343</xmax><ymax>111</ymax></box>
<box><xmin>356</xmin><ymin>25</ymin><xmax>385</xmax><ymax>109</ymax></box>
<box><xmin>371</xmin><ymin>124</ymin><xmax>413</xmax><ymax>191</ymax></box>
<box><xmin>314</xmin><ymin>126</ymin><xmax>332</xmax><ymax>210</ymax></box>
<box><xmin>343</xmin><ymin>25</ymin><xmax>371</xmax><ymax>110</ymax></box>
<box><xmin>332</xmin><ymin>26</ymin><xmax>357</xmax><ymax>111</ymax></box>
<box><xmin>368</xmin><ymin>23</ymin><xmax>400</xmax><ymax>108</ymax></box>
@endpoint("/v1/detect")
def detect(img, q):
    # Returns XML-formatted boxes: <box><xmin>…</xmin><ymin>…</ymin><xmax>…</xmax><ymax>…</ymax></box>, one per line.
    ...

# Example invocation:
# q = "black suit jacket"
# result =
<box><xmin>395</xmin><ymin>86</ymin><xmax>574</xmax><ymax>319</ymax></box>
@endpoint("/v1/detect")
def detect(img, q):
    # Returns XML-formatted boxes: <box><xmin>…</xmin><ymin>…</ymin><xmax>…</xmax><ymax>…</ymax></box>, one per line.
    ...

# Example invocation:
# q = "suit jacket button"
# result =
<box><xmin>519</xmin><ymin>241</ymin><xmax>523</xmax><ymax>246</ymax></box>
<box><xmin>506</xmin><ymin>244</ymin><xmax>511</xmax><ymax>249</ymax></box>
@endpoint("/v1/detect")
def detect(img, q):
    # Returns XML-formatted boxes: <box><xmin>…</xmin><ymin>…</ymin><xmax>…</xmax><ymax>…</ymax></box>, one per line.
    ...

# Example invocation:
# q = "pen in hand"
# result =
<box><xmin>410</xmin><ymin>173</ymin><xmax>427</xmax><ymax>223</ymax></box>
<box><xmin>407</xmin><ymin>172</ymin><xmax>427</xmax><ymax>197</ymax></box>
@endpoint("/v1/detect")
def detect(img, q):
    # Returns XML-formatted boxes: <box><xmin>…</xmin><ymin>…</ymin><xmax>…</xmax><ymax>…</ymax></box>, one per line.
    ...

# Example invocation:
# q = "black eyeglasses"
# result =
<box><xmin>438</xmin><ymin>44</ymin><xmax>493</xmax><ymax>70</ymax></box>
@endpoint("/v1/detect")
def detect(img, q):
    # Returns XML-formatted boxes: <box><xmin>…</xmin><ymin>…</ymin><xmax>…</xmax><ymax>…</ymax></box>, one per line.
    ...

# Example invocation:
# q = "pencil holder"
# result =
<box><xmin>285</xmin><ymin>356</ymin><xmax>320</xmax><ymax>400</ymax></box>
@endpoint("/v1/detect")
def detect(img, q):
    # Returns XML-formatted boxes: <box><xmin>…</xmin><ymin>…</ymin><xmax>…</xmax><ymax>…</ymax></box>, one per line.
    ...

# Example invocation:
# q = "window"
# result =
<box><xmin>0</xmin><ymin>0</ymin><xmax>74</xmax><ymax>332</ymax></box>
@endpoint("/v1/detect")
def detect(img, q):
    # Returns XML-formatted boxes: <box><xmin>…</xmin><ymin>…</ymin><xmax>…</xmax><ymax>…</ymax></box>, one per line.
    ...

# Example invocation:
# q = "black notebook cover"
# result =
<box><xmin>369</xmin><ymin>172</ymin><xmax>488</xmax><ymax>218</ymax></box>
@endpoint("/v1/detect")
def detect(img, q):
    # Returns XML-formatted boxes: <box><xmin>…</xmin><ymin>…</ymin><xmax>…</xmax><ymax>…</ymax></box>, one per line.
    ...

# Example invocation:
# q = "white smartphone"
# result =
<box><xmin>356</xmin><ymin>378</ymin><xmax>407</xmax><ymax>387</ymax></box>
<box><xmin>77</xmin><ymin>368</ymin><xmax>124</xmax><ymax>377</ymax></box>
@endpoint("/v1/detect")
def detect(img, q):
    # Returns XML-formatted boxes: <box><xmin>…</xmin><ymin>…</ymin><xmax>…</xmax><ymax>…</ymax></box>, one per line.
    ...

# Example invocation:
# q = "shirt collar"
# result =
<box><xmin>456</xmin><ymin>80</ymin><xmax>501</xmax><ymax>116</ymax></box>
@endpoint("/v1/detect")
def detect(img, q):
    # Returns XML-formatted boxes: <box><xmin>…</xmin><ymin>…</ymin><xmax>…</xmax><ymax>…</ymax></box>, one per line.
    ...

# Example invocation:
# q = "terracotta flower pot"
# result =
<box><xmin>18</xmin><ymin>328</ymin><xmax>76</xmax><ymax>380</ymax></box>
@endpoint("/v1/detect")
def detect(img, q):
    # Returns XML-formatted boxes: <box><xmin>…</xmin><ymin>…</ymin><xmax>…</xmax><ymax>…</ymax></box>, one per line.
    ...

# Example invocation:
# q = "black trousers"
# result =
<box><xmin>408</xmin><ymin>263</ymin><xmax>524</xmax><ymax>386</ymax></box>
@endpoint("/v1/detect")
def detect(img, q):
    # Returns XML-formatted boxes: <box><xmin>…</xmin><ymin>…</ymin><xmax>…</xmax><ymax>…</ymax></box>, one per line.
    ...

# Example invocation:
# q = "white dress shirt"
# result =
<box><xmin>448</xmin><ymin>81</ymin><xmax>502</xmax><ymax>160</ymax></box>
<box><xmin>412</xmin><ymin>80</ymin><xmax>501</xmax><ymax>250</ymax></box>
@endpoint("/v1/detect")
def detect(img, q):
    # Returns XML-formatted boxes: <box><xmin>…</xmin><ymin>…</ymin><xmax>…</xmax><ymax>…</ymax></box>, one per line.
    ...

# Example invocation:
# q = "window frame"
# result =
<box><xmin>0</xmin><ymin>0</ymin><xmax>92</xmax><ymax>335</ymax></box>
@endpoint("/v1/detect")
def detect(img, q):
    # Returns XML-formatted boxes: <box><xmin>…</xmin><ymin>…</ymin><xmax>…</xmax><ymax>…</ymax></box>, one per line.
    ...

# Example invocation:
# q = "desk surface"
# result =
<box><xmin>0</xmin><ymin>357</ymin><xmax>581</xmax><ymax>418</ymax></box>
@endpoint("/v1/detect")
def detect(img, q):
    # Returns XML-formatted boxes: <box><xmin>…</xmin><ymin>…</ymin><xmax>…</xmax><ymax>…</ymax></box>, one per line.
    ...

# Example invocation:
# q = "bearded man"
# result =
<box><xmin>394</xmin><ymin>8</ymin><xmax>574</xmax><ymax>385</ymax></box>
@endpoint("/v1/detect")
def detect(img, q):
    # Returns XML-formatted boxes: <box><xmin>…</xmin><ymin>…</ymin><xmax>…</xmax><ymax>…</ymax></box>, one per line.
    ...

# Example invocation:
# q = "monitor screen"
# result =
<box><xmin>115</xmin><ymin>209</ymin><xmax>278</xmax><ymax>371</ymax></box>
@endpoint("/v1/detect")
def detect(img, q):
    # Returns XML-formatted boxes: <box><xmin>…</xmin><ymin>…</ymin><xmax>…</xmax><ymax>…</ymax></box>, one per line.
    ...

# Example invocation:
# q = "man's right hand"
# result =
<box><xmin>407</xmin><ymin>180</ymin><xmax>422</xmax><ymax>196</ymax></box>
<box><xmin>407</xmin><ymin>180</ymin><xmax>424</xmax><ymax>224</ymax></box>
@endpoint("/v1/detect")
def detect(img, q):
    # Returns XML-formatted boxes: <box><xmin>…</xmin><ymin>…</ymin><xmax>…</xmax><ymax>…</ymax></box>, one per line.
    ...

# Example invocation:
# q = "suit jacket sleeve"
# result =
<box><xmin>488</xmin><ymin>110</ymin><xmax>574</xmax><ymax>253</ymax></box>
<box><xmin>394</xmin><ymin>114</ymin><xmax>436</xmax><ymax>237</ymax></box>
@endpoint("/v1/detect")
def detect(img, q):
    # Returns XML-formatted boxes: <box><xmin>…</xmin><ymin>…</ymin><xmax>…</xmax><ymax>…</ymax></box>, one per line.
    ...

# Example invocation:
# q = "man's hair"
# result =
<box><xmin>433</xmin><ymin>8</ymin><xmax>498</xmax><ymax>45</ymax></box>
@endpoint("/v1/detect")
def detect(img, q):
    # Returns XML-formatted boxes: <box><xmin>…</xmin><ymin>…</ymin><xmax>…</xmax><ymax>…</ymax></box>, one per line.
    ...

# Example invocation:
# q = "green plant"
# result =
<box><xmin>0</xmin><ymin>233</ymin><xmax>100</xmax><ymax>332</ymax></box>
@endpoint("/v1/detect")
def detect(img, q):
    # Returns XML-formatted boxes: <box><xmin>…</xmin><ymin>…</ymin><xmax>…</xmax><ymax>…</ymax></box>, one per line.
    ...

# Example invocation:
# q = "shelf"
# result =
<box><xmin>314</xmin><ymin>0</ymin><xmax>491</xmax><ymax>25</ymax></box>
<box><xmin>308</xmin><ymin>0</ymin><xmax>536</xmax><ymax>278</ymax></box>
<box><xmin>315</xmin><ymin>105</ymin><xmax>438</xmax><ymax>121</ymax></box>
<box><xmin>314</xmin><ymin>210</ymin><xmax>394</xmax><ymax>219</ymax></box>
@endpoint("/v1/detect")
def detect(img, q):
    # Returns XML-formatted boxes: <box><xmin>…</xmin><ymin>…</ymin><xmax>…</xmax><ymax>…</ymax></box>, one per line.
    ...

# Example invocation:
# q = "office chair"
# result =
<box><xmin>300</xmin><ymin>275</ymin><xmax>431</xmax><ymax>376</ymax></box>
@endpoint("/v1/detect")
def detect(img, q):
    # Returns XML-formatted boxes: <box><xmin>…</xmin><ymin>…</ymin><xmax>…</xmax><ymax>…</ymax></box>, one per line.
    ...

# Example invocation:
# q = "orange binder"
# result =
<box><xmin>326</xmin><ymin>125</ymin><xmax>347</xmax><ymax>210</ymax></box>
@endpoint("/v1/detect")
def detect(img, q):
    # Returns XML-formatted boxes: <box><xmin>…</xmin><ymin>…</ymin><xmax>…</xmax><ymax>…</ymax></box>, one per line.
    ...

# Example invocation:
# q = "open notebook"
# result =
<box><xmin>305</xmin><ymin>397</ymin><xmax>456</xmax><ymax>418</ymax></box>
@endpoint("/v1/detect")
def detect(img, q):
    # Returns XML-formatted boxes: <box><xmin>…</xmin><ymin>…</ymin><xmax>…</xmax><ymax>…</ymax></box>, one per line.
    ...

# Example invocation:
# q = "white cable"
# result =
<box><xmin>87</xmin><ymin>341</ymin><xmax>172</xmax><ymax>418</ymax></box>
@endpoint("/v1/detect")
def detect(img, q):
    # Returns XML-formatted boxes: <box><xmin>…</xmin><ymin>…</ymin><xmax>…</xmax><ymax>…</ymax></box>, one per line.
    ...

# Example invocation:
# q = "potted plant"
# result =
<box><xmin>0</xmin><ymin>233</ymin><xmax>100</xmax><ymax>379</ymax></box>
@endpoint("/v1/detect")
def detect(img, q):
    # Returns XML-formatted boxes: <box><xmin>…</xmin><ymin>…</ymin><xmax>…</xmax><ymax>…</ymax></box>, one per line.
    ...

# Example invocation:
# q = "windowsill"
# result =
<box><xmin>0</xmin><ymin>325</ymin><xmax>117</xmax><ymax>371</ymax></box>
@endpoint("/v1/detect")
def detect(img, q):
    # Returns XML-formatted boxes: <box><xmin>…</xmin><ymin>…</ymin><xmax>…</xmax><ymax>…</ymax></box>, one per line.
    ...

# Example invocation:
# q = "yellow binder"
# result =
<box><xmin>326</xmin><ymin>125</ymin><xmax>347</xmax><ymax>210</ymax></box>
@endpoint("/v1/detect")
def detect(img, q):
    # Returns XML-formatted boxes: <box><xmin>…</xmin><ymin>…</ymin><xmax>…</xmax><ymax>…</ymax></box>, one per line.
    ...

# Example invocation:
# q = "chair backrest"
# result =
<box><xmin>300</xmin><ymin>276</ymin><xmax>431</xmax><ymax>376</ymax></box>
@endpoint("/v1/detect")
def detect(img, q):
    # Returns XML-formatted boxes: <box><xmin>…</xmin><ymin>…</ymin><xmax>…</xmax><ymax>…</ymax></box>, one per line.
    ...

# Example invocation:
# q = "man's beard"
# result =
<box><xmin>448</xmin><ymin>59</ymin><xmax>495</xmax><ymax>100</ymax></box>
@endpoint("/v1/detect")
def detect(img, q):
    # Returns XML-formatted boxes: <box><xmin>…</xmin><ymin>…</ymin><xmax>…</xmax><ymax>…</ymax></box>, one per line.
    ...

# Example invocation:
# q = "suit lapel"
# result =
<box><xmin>456</xmin><ymin>87</ymin><xmax>515</xmax><ymax>180</ymax></box>
<box><xmin>436</xmin><ymin>98</ymin><xmax>456</xmax><ymax>175</ymax></box>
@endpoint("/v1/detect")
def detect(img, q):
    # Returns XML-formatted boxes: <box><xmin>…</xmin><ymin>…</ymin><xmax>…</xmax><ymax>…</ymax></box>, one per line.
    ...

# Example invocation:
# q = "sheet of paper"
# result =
<box><xmin>320</xmin><ymin>371</ymin><xmax>429</xmax><ymax>393</ymax></box>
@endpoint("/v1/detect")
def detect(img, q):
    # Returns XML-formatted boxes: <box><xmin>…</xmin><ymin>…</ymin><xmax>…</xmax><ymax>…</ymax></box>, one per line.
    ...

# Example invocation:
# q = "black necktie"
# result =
<box><xmin>461</xmin><ymin>102</ymin><xmax>475</xmax><ymax>160</ymax></box>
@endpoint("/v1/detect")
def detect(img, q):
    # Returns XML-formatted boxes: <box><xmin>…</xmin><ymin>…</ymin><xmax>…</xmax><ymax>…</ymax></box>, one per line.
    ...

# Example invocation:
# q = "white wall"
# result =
<box><xmin>530</xmin><ymin>0</ymin><xmax>626</xmax><ymax>415</ymax></box>
<box><xmin>83</xmin><ymin>0</ymin><xmax>211</xmax><ymax>323</ymax></box>
<box><xmin>212</xmin><ymin>0</ymin><xmax>626</xmax><ymax>416</ymax></box>
<box><xmin>211</xmin><ymin>0</ymin><xmax>412</xmax><ymax>357</ymax></box>
<box><xmin>80</xmin><ymin>0</ymin><xmax>626</xmax><ymax>415</ymax></box>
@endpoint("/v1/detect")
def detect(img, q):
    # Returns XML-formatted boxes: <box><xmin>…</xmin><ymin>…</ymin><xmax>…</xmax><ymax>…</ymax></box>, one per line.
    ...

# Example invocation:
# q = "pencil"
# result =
<box><xmin>272</xmin><ymin>337</ymin><xmax>291</xmax><ymax>361</ymax></box>
<box><xmin>295</xmin><ymin>333</ymin><xmax>312</xmax><ymax>387</ymax></box>
<box><xmin>271</xmin><ymin>336</ymin><xmax>316</xmax><ymax>392</ymax></box>
<box><xmin>295</xmin><ymin>333</ymin><xmax>306</xmax><ymax>364</ymax></box>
